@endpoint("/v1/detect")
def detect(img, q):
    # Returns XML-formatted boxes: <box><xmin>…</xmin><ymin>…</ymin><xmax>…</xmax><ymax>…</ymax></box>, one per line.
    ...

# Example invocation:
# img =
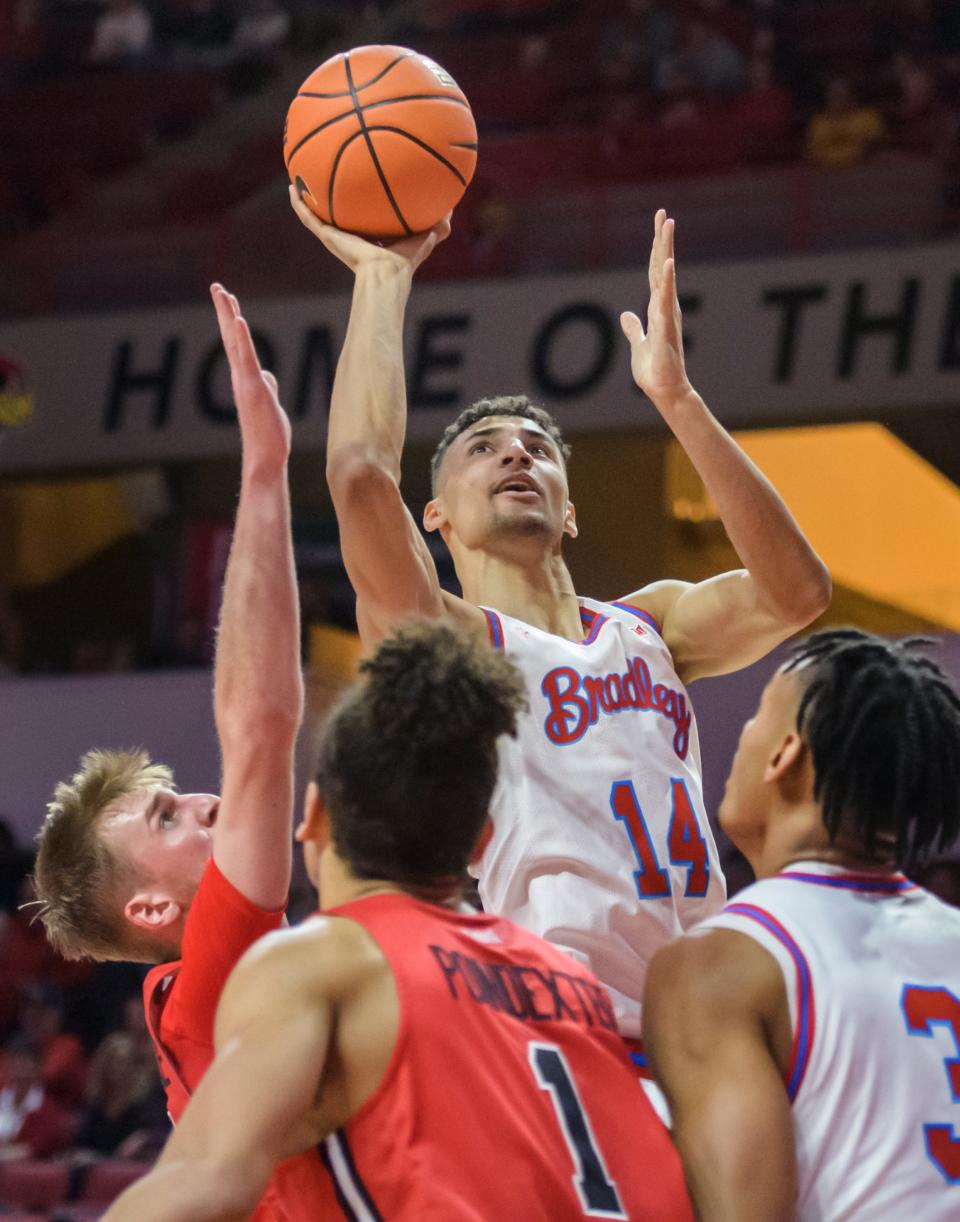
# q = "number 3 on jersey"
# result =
<box><xmin>610</xmin><ymin>778</ymin><xmax>710</xmax><ymax>900</ymax></box>
<box><xmin>902</xmin><ymin>983</ymin><xmax>960</xmax><ymax>1184</ymax></box>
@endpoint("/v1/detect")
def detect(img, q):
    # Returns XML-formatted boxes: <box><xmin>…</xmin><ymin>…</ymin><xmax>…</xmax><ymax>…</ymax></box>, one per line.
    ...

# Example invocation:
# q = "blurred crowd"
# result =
<box><xmin>0</xmin><ymin>820</ymin><xmax>167</xmax><ymax>1214</ymax></box>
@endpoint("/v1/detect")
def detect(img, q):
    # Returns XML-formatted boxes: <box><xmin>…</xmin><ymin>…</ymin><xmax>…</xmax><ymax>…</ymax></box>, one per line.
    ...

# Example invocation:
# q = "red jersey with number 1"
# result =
<box><xmin>273</xmin><ymin>892</ymin><xmax>692</xmax><ymax>1221</ymax></box>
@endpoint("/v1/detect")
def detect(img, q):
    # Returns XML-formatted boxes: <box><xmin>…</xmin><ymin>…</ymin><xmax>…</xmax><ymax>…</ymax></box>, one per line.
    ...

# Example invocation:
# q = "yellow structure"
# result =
<box><xmin>667</xmin><ymin>423</ymin><xmax>960</xmax><ymax>632</ymax></box>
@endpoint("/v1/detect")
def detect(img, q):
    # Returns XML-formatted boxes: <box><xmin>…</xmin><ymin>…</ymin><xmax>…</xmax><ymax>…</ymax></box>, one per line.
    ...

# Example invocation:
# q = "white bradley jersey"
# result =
<box><xmin>474</xmin><ymin>597</ymin><xmax>726</xmax><ymax>1040</ymax></box>
<box><xmin>698</xmin><ymin>862</ymin><xmax>960</xmax><ymax>1221</ymax></box>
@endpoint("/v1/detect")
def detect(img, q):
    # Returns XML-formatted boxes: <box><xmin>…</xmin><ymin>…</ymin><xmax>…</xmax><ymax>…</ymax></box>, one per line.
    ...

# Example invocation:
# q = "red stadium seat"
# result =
<box><xmin>0</xmin><ymin>1159</ymin><xmax>70</xmax><ymax>1210</ymax></box>
<box><xmin>81</xmin><ymin>1158</ymin><xmax>152</xmax><ymax>1204</ymax></box>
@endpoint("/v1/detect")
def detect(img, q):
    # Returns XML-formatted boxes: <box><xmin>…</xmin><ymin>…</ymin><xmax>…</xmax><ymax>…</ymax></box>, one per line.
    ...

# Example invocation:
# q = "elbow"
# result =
<box><xmin>785</xmin><ymin>559</ymin><xmax>832</xmax><ymax>630</ymax></box>
<box><xmin>326</xmin><ymin>445</ymin><xmax>398</xmax><ymax>506</ymax></box>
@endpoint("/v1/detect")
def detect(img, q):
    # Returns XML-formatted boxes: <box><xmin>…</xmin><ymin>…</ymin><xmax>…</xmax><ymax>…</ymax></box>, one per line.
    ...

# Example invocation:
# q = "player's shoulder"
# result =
<box><xmin>231</xmin><ymin>914</ymin><xmax>388</xmax><ymax>1002</ymax></box>
<box><xmin>648</xmin><ymin>923</ymin><xmax>780</xmax><ymax>1015</ymax></box>
<box><xmin>359</xmin><ymin>592</ymin><xmax>487</xmax><ymax>647</ymax></box>
<box><xmin>613</xmin><ymin>580</ymin><xmax>690</xmax><ymax>630</ymax></box>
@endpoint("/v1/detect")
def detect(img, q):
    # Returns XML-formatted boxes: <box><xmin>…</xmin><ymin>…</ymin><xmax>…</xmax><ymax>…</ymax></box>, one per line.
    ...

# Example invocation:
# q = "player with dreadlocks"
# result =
<box><xmin>644</xmin><ymin>628</ymin><xmax>960</xmax><ymax>1221</ymax></box>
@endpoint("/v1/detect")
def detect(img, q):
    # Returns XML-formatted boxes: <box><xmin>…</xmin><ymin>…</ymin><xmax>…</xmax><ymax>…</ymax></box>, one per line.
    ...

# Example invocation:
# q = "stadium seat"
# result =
<box><xmin>0</xmin><ymin>1159</ymin><xmax>70</xmax><ymax>1210</ymax></box>
<box><xmin>81</xmin><ymin>1158</ymin><xmax>152</xmax><ymax>1204</ymax></box>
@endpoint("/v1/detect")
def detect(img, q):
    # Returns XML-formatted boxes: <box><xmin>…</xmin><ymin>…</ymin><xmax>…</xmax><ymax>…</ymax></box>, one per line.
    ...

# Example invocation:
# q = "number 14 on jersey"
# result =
<box><xmin>610</xmin><ymin>778</ymin><xmax>710</xmax><ymax>900</ymax></box>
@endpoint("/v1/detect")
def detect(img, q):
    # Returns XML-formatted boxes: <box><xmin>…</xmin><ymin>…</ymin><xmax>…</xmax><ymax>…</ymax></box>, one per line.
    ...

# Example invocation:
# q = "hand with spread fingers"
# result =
<box><xmin>289</xmin><ymin>186</ymin><xmax>451</xmax><ymax>276</ymax></box>
<box><xmin>620</xmin><ymin>210</ymin><xmax>694</xmax><ymax>412</ymax></box>
<box><xmin>210</xmin><ymin>283</ymin><xmax>291</xmax><ymax>477</ymax></box>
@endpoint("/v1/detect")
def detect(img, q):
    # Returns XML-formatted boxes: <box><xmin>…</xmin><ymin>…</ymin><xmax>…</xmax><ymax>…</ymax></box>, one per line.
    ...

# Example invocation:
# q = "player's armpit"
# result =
<box><xmin>102</xmin><ymin>930</ymin><xmax>336</xmax><ymax>1222</ymax></box>
<box><xmin>621</xmin><ymin>570</ymin><xmax>809</xmax><ymax>684</ymax></box>
<box><xmin>644</xmin><ymin>930</ymin><xmax>796</xmax><ymax>1222</ymax></box>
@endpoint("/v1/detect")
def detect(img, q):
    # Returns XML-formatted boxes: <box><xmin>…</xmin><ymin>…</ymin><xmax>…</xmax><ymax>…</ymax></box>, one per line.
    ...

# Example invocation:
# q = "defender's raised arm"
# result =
<box><xmin>209</xmin><ymin>285</ymin><xmax>303</xmax><ymax>909</ymax></box>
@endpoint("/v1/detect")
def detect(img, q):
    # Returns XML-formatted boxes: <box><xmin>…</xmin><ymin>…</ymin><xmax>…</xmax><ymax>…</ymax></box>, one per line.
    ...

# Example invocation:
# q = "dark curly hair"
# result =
<box><xmin>785</xmin><ymin>629</ymin><xmax>960</xmax><ymax>869</ymax></box>
<box><xmin>430</xmin><ymin>394</ymin><xmax>571</xmax><ymax>494</ymax></box>
<box><xmin>316</xmin><ymin>619</ymin><xmax>528</xmax><ymax>885</ymax></box>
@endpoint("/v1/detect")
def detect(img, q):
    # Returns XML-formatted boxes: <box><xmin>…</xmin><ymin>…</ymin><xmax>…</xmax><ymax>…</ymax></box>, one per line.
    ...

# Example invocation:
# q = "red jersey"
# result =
<box><xmin>143</xmin><ymin>857</ymin><xmax>286</xmax><ymax>1221</ymax></box>
<box><xmin>274</xmin><ymin>893</ymin><xmax>692</xmax><ymax>1221</ymax></box>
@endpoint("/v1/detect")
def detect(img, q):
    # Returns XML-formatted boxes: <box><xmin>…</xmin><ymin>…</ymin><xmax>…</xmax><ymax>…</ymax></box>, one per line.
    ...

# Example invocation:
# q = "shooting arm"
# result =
<box><xmin>211</xmin><ymin>287</ymin><xmax>302</xmax><ymax>908</ymax></box>
<box><xmin>644</xmin><ymin>931</ymin><xmax>797</xmax><ymax>1222</ymax></box>
<box><xmin>292</xmin><ymin>192</ymin><xmax>448</xmax><ymax>643</ymax></box>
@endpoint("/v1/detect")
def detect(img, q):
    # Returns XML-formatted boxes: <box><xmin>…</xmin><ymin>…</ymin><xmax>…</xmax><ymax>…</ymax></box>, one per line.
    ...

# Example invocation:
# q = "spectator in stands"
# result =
<box><xmin>229</xmin><ymin>0</ymin><xmax>290</xmax><ymax>91</ymax></box>
<box><xmin>735</xmin><ymin>52</ymin><xmax>795</xmax><ymax>160</ymax></box>
<box><xmin>0</xmin><ymin>881</ymin><xmax>89</xmax><ymax>1040</ymax></box>
<box><xmin>595</xmin><ymin>0</ymin><xmax>677</xmax><ymax>92</ymax></box>
<box><xmin>88</xmin><ymin>0</ymin><xmax>153</xmax><ymax>65</ymax></box>
<box><xmin>885</xmin><ymin>51</ymin><xmax>948</xmax><ymax>153</ymax></box>
<box><xmin>658</xmin><ymin>15</ymin><xmax>746</xmax><ymax>97</ymax></box>
<box><xmin>693</xmin><ymin>0</ymin><xmax>755</xmax><ymax>55</ymax></box>
<box><xmin>805</xmin><ymin>75</ymin><xmax>886</xmax><ymax>168</ymax></box>
<box><xmin>231</xmin><ymin>0</ymin><xmax>288</xmax><ymax>58</ymax></box>
<box><xmin>160</xmin><ymin>0</ymin><xmax>234</xmax><ymax>67</ymax></box>
<box><xmin>14</xmin><ymin>984</ymin><xmax>87</xmax><ymax>1109</ymax></box>
<box><xmin>0</xmin><ymin>1039</ymin><xmax>75</xmax><ymax>1160</ymax></box>
<box><xmin>74</xmin><ymin>996</ymin><xmax>166</xmax><ymax>1156</ymax></box>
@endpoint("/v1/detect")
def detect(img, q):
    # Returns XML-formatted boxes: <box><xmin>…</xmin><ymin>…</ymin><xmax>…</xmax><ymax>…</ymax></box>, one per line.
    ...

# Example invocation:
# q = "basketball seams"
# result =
<box><xmin>297</xmin><ymin>50</ymin><xmax>414</xmax><ymax>100</ymax></box>
<box><xmin>326</xmin><ymin>128</ymin><xmax>369</xmax><ymax>227</ymax></box>
<box><xmin>285</xmin><ymin>93</ymin><xmax>472</xmax><ymax>170</ymax></box>
<box><xmin>343</xmin><ymin>51</ymin><xmax>412</xmax><ymax>237</ymax></box>
<box><xmin>364</xmin><ymin>126</ymin><xmax>470</xmax><ymax>185</ymax></box>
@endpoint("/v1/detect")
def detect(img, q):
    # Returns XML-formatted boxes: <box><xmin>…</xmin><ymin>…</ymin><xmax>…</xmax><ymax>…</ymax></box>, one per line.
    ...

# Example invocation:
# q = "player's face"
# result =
<box><xmin>425</xmin><ymin>417</ymin><xmax>576</xmax><ymax>552</ymax></box>
<box><xmin>100</xmin><ymin>786</ymin><xmax>218</xmax><ymax>909</ymax></box>
<box><xmin>718</xmin><ymin>669</ymin><xmax>802</xmax><ymax>852</ymax></box>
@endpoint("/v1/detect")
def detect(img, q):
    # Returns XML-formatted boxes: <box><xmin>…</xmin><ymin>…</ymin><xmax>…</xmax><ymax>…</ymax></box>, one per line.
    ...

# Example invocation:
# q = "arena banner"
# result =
<box><xmin>1</xmin><ymin>239</ymin><xmax>959</xmax><ymax>473</ymax></box>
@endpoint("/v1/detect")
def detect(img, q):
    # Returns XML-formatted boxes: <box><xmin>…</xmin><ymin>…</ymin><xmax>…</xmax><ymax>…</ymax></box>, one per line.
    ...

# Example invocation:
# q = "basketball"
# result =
<box><xmin>284</xmin><ymin>45</ymin><xmax>478</xmax><ymax>240</ymax></box>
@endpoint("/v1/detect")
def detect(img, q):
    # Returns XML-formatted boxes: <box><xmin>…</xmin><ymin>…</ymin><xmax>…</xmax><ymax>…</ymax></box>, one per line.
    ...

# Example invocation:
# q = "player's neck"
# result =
<box><xmin>319</xmin><ymin>853</ymin><xmax>464</xmax><ymax>911</ymax></box>
<box><xmin>458</xmin><ymin>550</ymin><xmax>583</xmax><ymax>639</ymax></box>
<box><xmin>750</xmin><ymin>807</ymin><xmax>899</xmax><ymax>879</ymax></box>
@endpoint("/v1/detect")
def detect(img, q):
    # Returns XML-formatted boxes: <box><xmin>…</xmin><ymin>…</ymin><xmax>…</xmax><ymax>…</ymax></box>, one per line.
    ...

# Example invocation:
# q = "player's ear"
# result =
<box><xmin>423</xmin><ymin>495</ymin><xmax>447</xmax><ymax>534</ymax></box>
<box><xmin>765</xmin><ymin>732</ymin><xmax>804</xmax><ymax>785</ymax></box>
<box><xmin>468</xmin><ymin>819</ymin><xmax>494</xmax><ymax>870</ymax></box>
<box><xmin>563</xmin><ymin>499</ymin><xmax>578</xmax><ymax>540</ymax></box>
<box><xmin>124</xmin><ymin>893</ymin><xmax>182</xmax><ymax>931</ymax></box>
<box><xmin>298</xmin><ymin>780</ymin><xmax>330</xmax><ymax>849</ymax></box>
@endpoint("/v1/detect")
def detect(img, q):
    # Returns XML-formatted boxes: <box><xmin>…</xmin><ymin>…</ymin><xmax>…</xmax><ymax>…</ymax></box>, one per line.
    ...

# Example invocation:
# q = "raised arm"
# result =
<box><xmin>210</xmin><ymin>286</ymin><xmax>303</xmax><ymax>908</ymax></box>
<box><xmin>101</xmin><ymin>929</ymin><xmax>335</xmax><ymax>1222</ymax></box>
<box><xmin>619</xmin><ymin>212</ymin><xmax>831</xmax><ymax>682</ymax></box>
<box><xmin>644</xmin><ymin>931</ymin><xmax>797</xmax><ymax>1222</ymax></box>
<box><xmin>291</xmin><ymin>190</ymin><xmax>451</xmax><ymax>644</ymax></box>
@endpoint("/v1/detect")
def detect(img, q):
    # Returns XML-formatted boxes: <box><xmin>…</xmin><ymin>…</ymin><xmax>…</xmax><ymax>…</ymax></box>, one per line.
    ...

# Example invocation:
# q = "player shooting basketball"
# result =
<box><xmin>644</xmin><ymin>630</ymin><xmax>960</xmax><ymax>1220</ymax></box>
<box><xmin>289</xmin><ymin>191</ymin><xmax>831</xmax><ymax>1052</ymax></box>
<box><xmin>34</xmin><ymin>287</ymin><xmax>304</xmax><ymax>1222</ymax></box>
<box><xmin>102</xmin><ymin>619</ymin><xmax>694</xmax><ymax>1222</ymax></box>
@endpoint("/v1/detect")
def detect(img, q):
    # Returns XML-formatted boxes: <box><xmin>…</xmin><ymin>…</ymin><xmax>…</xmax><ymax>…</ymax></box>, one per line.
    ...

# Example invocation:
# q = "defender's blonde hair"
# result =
<box><xmin>35</xmin><ymin>749</ymin><xmax>178</xmax><ymax>963</ymax></box>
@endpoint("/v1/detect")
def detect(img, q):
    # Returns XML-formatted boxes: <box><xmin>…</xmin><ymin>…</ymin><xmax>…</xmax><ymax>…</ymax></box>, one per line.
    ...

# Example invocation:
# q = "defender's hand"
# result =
<box><xmin>211</xmin><ymin>284</ymin><xmax>291</xmax><ymax>475</ymax></box>
<box><xmin>620</xmin><ymin>210</ymin><xmax>693</xmax><ymax>411</ymax></box>
<box><xmin>289</xmin><ymin>186</ymin><xmax>450</xmax><ymax>275</ymax></box>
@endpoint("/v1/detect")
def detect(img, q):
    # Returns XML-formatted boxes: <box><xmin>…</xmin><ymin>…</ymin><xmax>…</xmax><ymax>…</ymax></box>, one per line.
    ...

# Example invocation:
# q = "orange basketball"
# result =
<box><xmin>284</xmin><ymin>45</ymin><xmax>477</xmax><ymax>239</ymax></box>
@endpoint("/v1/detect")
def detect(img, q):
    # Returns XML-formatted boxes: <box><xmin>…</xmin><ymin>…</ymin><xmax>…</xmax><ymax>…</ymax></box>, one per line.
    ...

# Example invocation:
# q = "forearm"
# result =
<box><xmin>658</xmin><ymin>388</ymin><xmax>830</xmax><ymax>621</ymax></box>
<box><xmin>103</xmin><ymin>1159</ymin><xmax>260</xmax><ymax>1222</ymax></box>
<box><xmin>672</xmin><ymin>1106</ymin><xmax>795</xmax><ymax>1222</ymax></box>
<box><xmin>327</xmin><ymin>261</ymin><xmax>413</xmax><ymax>485</ymax></box>
<box><xmin>214</xmin><ymin>470</ymin><xmax>303</xmax><ymax>748</ymax></box>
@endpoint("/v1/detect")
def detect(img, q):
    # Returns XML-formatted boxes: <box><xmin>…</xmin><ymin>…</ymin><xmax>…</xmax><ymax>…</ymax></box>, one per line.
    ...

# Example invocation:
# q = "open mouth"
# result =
<box><xmin>494</xmin><ymin>476</ymin><xmax>539</xmax><ymax>496</ymax></box>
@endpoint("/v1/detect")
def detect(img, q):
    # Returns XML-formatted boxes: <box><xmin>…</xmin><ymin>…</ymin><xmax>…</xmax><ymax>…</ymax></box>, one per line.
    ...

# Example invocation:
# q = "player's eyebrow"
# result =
<box><xmin>465</xmin><ymin>424</ymin><xmax>554</xmax><ymax>449</ymax></box>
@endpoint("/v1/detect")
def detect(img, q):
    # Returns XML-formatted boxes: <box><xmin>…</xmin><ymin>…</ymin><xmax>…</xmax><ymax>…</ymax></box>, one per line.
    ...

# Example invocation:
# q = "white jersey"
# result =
<box><xmin>699</xmin><ymin>862</ymin><xmax>960</xmax><ymax>1221</ymax></box>
<box><xmin>474</xmin><ymin>597</ymin><xmax>725</xmax><ymax>1039</ymax></box>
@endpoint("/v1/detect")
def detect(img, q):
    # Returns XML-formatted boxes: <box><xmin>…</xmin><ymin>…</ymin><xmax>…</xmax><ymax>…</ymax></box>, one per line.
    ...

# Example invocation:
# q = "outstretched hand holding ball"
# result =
<box><xmin>284</xmin><ymin>45</ymin><xmax>476</xmax><ymax>240</ymax></box>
